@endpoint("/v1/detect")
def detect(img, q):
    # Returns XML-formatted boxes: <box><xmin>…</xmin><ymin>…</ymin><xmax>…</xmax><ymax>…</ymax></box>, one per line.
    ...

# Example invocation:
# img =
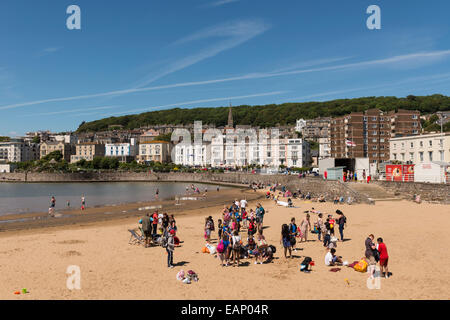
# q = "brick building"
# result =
<box><xmin>330</xmin><ymin>109</ymin><xmax>421</xmax><ymax>164</ymax></box>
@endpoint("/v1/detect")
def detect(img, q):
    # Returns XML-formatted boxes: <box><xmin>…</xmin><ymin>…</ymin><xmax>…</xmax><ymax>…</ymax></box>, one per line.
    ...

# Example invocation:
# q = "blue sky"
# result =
<box><xmin>1</xmin><ymin>0</ymin><xmax>450</xmax><ymax>136</ymax></box>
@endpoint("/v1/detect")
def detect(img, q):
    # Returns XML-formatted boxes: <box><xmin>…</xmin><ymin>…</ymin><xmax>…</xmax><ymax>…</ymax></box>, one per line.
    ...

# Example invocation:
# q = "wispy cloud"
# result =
<box><xmin>204</xmin><ymin>0</ymin><xmax>240</xmax><ymax>8</ymax></box>
<box><xmin>37</xmin><ymin>47</ymin><xmax>62</xmax><ymax>57</ymax></box>
<box><xmin>284</xmin><ymin>72</ymin><xmax>450</xmax><ymax>101</ymax></box>
<box><xmin>133</xmin><ymin>19</ymin><xmax>270</xmax><ymax>88</ymax></box>
<box><xmin>2</xmin><ymin>50</ymin><xmax>450</xmax><ymax>111</ymax></box>
<box><xmin>23</xmin><ymin>105</ymin><xmax>119</xmax><ymax>117</ymax></box>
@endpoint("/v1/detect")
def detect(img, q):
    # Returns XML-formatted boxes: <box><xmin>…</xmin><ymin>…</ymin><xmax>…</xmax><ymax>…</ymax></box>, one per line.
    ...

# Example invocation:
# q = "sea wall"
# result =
<box><xmin>1</xmin><ymin>172</ymin><xmax>448</xmax><ymax>204</ymax></box>
<box><xmin>374</xmin><ymin>180</ymin><xmax>450</xmax><ymax>204</ymax></box>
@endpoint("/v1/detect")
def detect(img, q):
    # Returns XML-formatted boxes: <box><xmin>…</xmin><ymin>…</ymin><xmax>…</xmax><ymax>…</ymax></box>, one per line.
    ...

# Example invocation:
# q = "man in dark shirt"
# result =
<box><xmin>336</xmin><ymin>210</ymin><xmax>347</xmax><ymax>241</ymax></box>
<box><xmin>141</xmin><ymin>213</ymin><xmax>151</xmax><ymax>247</ymax></box>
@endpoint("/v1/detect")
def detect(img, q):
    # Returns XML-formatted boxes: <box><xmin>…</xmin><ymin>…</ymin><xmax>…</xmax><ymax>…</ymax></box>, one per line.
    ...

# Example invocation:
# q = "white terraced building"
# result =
<box><xmin>390</xmin><ymin>133</ymin><xmax>450</xmax><ymax>164</ymax></box>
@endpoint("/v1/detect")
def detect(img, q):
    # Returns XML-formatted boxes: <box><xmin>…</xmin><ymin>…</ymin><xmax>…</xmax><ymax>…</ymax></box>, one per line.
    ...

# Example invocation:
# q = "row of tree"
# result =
<box><xmin>76</xmin><ymin>94</ymin><xmax>450</xmax><ymax>132</ymax></box>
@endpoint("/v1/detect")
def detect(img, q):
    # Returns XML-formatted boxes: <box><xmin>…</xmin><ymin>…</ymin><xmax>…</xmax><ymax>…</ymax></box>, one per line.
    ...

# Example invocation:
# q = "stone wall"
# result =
<box><xmin>374</xmin><ymin>181</ymin><xmax>450</xmax><ymax>204</ymax></box>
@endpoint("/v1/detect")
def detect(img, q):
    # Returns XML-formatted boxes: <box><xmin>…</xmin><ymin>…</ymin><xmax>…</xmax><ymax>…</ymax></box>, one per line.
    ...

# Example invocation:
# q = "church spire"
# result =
<box><xmin>227</xmin><ymin>102</ymin><xmax>233</xmax><ymax>128</ymax></box>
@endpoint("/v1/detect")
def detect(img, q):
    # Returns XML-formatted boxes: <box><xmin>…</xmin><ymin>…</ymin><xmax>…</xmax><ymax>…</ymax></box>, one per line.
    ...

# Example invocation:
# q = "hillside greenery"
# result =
<box><xmin>76</xmin><ymin>94</ymin><xmax>450</xmax><ymax>132</ymax></box>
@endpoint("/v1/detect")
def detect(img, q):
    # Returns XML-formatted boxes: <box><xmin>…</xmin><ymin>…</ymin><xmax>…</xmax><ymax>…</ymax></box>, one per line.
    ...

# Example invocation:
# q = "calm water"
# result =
<box><xmin>0</xmin><ymin>182</ymin><xmax>225</xmax><ymax>216</ymax></box>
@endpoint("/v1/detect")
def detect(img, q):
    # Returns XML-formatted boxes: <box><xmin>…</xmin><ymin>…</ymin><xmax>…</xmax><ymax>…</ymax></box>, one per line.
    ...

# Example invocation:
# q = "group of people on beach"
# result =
<box><xmin>204</xmin><ymin>199</ymin><xmax>276</xmax><ymax>267</ymax></box>
<box><xmin>200</xmin><ymin>182</ymin><xmax>390</xmax><ymax>280</ymax></box>
<box><xmin>139</xmin><ymin>210</ymin><xmax>179</xmax><ymax>267</ymax></box>
<box><xmin>48</xmin><ymin>195</ymin><xmax>86</xmax><ymax>216</ymax></box>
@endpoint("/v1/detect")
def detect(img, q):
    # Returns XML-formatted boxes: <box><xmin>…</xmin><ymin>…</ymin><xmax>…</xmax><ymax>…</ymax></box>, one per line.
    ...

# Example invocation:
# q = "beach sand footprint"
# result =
<box><xmin>60</xmin><ymin>250</ymin><xmax>82</xmax><ymax>257</ymax></box>
<box><xmin>55</xmin><ymin>240</ymin><xmax>86</xmax><ymax>245</ymax></box>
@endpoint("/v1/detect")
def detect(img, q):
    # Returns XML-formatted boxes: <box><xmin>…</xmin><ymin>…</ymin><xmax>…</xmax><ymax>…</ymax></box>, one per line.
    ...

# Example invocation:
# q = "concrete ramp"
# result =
<box><xmin>346</xmin><ymin>182</ymin><xmax>400</xmax><ymax>202</ymax></box>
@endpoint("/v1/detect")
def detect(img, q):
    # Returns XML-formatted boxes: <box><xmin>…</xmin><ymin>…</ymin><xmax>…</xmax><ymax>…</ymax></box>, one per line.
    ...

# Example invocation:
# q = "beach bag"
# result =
<box><xmin>174</xmin><ymin>236</ymin><xmax>180</xmax><ymax>246</ymax></box>
<box><xmin>201</xmin><ymin>247</ymin><xmax>210</xmax><ymax>254</ymax></box>
<box><xmin>290</xmin><ymin>236</ymin><xmax>296</xmax><ymax>246</ymax></box>
<box><xmin>258</xmin><ymin>238</ymin><xmax>268</xmax><ymax>248</ymax></box>
<box><xmin>206</xmin><ymin>243</ymin><xmax>216</xmax><ymax>255</ymax></box>
<box><xmin>354</xmin><ymin>259</ymin><xmax>368</xmax><ymax>273</ymax></box>
<box><xmin>269</xmin><ymin>245</ymin><xmax>276</xmax><ymax>254</ymax></box>
<box><xmin>216</xmin><ymin>240</ymin><xmax>225</xmax><ymax>253</ymax></box>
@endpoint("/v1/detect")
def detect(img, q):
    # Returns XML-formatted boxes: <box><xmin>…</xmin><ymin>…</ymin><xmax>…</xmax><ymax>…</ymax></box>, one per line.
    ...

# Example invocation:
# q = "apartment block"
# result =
<box><xmin>330</xmin><ymin>109</ymin><xmax>421</xmax><ymax>164</ymax></box>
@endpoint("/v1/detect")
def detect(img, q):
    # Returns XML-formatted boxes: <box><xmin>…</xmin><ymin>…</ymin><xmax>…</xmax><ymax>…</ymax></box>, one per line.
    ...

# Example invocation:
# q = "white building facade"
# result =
<box><xmin>105</xmin><ymin>139</ymin><xmax>138</xmax><ymax>158</ymax></box>
<box><xmin>390</xmin><ymin>133</ymin><xmax>450</xmax><ymax>164</ymax></box>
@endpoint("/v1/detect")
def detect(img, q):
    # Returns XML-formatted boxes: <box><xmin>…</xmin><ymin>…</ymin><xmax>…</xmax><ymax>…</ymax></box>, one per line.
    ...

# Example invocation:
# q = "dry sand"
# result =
<box><xmin>0</xmin><ymin>191</ymin><xmax>449</xmax><ymax>300</ymax></box>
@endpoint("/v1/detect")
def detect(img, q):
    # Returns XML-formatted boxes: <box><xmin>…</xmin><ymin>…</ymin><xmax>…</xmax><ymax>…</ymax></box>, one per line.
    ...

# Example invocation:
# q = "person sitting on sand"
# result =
<box><xmin>280</xmin><ymin>224</ymin><xmax>292</xmax><ymax>259</ymax></box>
<box><xmin>325</xmin><ymin>248</ymin><xmax>343</xmax><ymax>266</ymax></box>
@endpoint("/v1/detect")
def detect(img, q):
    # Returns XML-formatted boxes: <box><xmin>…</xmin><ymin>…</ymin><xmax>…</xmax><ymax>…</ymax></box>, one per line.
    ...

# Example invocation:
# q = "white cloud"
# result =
<box><xmin>2</xmin><ymin>50</ymin><xmax>450</xmax><ymax>111</ymax></box>
<box><xmin>205</xmin><ymin>0</ymin><xmax>240</xmax><ymax>8</ymax></box>
<box><xmin>134</xmin><ymin>19</ymin><xmax>270</xmax><ymax>88</ymax></box>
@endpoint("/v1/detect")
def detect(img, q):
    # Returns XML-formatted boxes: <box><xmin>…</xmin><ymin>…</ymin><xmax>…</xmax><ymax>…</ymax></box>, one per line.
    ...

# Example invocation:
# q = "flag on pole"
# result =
<box><xmin>345</xmin><ymin>139</ymin><xmax>356</xmax><ymax>147</ymax></box>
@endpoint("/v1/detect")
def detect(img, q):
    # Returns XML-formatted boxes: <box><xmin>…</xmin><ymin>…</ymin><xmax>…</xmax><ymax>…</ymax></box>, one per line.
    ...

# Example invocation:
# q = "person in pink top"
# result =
<box><xmin>377</xmin><ymin>237</ymin><xmax>390</xmax><ymax>278</ymax></box>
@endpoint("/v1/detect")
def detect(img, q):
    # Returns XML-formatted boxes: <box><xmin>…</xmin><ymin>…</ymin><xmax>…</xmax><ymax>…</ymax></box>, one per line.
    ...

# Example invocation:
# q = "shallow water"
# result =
<box><xmin>0</xmin><ymin>182</ymin><xmax>224</xmax><ymax>216</ymax></box>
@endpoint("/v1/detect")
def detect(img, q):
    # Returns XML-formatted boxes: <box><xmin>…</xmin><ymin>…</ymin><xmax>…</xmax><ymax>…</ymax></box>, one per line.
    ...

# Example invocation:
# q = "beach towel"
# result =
<box><xmin>347</xmin><ymin>261</ymin><xmax>359</xmax><ymax>268</ymax></box>
<box><xmin>277</xmin><ymin>201</ymin><xmax>289</xmax><ymax>207</ymax></box>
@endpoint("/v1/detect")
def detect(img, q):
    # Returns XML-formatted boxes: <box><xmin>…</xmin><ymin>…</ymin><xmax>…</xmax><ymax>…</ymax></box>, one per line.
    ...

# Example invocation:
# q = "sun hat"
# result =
<box><xmin>170</xmin><ymin>229</ymin><xmax>175</xmax><ymax>235</ymax></box>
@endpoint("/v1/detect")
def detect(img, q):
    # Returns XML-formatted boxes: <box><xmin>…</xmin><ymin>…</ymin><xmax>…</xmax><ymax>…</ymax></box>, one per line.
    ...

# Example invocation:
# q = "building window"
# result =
<box><xmin>428</xmin><ymin>151</ymin><xmax>433</xmax><ymax>161</ymax></box>
<box><xmin>420</xmin><ymin>141</ymin><xmax>423</xmax><ymax>147</ymax></box>
<box><xmin>393</xmin><ymin>153</ymin><xmax>397</xmax><ymax>160</ymax></box>
<box><xmin>410</xmin><ymin>153</ymin><xmax>414</xmax><ymax>161</ymax></box>
<box><xmin>410</xmin><ymin>142</ymin><xmax>414</xmax><ymax>148</ymax></box>
<box><xmin>401</xmin><ymin>153</ymin><xmax>405</xmax><ymax>161</ymax></box>
<box><xmin>429</xmin><ymin>140</ymin><xmax>432</xmax><ymax>147</ymax></box>
<box><xmin>419</xmin><ymin>152</ymin><xmax>424</xmax><ymax>162</ymax></box>
<box><xmin>440</xmin><ymin>151</ymin><xmax>444</xmax><ymax>161</ymax></box>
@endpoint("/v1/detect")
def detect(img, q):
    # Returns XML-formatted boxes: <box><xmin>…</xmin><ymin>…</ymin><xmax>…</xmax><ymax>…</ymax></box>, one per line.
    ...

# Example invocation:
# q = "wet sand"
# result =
<box><xmin>0</xmin><ymin>188</ymin><xmax>259</xmax><ymax>234</ymax></box>
<box><xmin>0</xmin><ymin>189</ymin><xmax>449</xmax><ymax>300</ymax></box>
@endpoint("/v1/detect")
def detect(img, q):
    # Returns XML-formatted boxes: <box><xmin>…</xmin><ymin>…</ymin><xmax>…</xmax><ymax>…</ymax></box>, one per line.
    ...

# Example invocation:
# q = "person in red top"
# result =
<box><xmin>377</xmin><ymin>237</ymin><xmax>390</xmax><ymax>278</ymax></box>
<box><xmin>152</xmin><ymin>211</ymin><xmax>158</xmax><ymax>236</ymax></box>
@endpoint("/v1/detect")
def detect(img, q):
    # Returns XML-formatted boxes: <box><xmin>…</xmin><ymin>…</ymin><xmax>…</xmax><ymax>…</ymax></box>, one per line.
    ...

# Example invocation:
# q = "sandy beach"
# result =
<box><xmin>0</xmin><ymin>190</ymin><xmax>449</xmax><ymax>300</ymax></box>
